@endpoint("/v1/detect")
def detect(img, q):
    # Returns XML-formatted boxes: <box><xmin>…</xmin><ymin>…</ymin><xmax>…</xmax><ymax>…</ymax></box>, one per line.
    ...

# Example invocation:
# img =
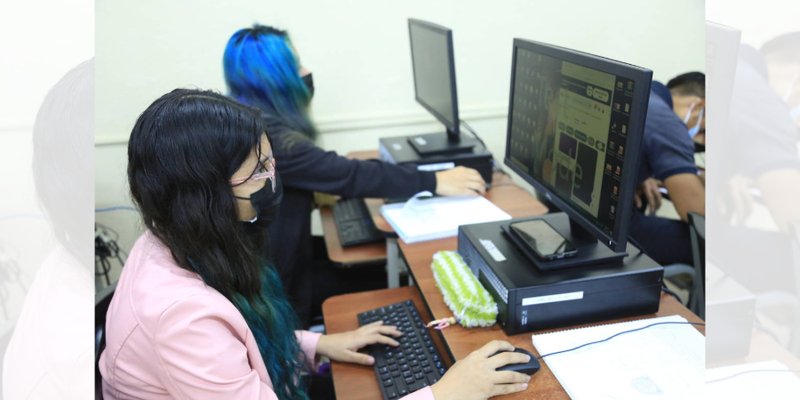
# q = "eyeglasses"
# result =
<box><xmin>230</xmin><ymin>156</ymin><xmax>277</xmax><ymax>190</ymax></box>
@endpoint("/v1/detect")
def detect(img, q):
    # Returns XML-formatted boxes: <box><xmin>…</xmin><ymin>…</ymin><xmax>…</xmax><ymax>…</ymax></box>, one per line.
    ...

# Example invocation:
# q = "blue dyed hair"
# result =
<box><xmin>224</xmin><ymin>24</ymin><xmax>317</xmax><ymax>139</ymax></box>
<box><xmin>128</xmin><ymin>89</ymin><xmax>309</xmax><ymax>399</ymax></box>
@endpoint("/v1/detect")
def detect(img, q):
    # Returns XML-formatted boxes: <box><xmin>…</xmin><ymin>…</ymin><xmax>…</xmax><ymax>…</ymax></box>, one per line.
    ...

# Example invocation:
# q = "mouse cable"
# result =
<box><xmin>707</xmin><ymin>368</ymin><xmax>800</xmax><ymax>384</ymax></box>
<box><xmin>536</xmin><ymin>321</ymin><xmax>705</xmax><ymax>360</ymax></box>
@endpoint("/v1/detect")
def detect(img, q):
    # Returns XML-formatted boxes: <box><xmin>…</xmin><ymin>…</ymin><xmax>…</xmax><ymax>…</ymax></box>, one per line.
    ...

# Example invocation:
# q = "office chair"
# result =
<box><xmin>95</xmin><ymin>282</ymin><xmax>116</xmax><ymax>400</ymax></box>
<box><xmin>660</xmin><ymin>213</ymin><xmax>705</xmax><ymax>313</ymax></box>
<box><xmin>687</xmin><ymin>212</ymin><xmax>706</xmax><ymax>318</ymax></box>
<box><xmin>788</xmin><ymin>222</ymin><xmax>800</xmax><ymax>354</ymax></box>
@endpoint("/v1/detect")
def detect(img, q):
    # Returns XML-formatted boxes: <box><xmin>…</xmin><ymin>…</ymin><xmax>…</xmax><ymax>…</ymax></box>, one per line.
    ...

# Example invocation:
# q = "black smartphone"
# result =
<box><xmin>509</xmin><ymin>219</ymin><xmax>577</xmax><ymax>261</ymax></box>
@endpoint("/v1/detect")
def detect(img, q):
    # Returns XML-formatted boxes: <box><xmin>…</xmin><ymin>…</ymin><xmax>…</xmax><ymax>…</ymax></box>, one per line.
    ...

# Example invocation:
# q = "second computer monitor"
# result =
<box><xmin>408</xmin><ymin>18</ymin><xmax>476</xmax><ymax>156</ymax></box>
<box><xmin>504</xmin><ymin>38</ymin><xmax>652</xmax><ymax>254</ymax></box>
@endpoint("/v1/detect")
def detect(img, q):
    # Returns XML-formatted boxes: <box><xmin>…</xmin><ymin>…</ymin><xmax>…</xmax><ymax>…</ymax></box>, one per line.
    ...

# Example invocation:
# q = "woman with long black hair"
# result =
<box><xmin>98</xmin><ymin>89</ymin><xmax>530</xmax><ymax>399</ymax></box>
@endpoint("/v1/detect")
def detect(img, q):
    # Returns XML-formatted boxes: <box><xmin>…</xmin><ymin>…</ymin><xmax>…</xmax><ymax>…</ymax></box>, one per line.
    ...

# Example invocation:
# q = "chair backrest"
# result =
<box><xmin>687</xmin><ymin>212</ymin><xmax>706</xmax><ymax>318</ymax></box>
<box><xmin>95</xmin><ymin>282</ymin><xmax>116</xmax><ymax>400</ymax></box>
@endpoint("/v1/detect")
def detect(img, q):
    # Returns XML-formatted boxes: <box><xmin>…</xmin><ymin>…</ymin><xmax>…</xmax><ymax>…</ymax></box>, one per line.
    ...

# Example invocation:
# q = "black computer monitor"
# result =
<box><xmin>504</xmin><ymin>38</ymin><xmax>652</xmax><ymax>261</ymax></box>
<box><xmin>407</xmin><ymin>18</ymin><xmax>477</xmax><ymax>156</ymax></box>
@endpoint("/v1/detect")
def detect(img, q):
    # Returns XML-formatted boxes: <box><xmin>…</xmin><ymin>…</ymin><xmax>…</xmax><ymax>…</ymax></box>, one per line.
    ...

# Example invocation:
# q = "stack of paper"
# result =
<box><xmin>380</xmin><ymin>192</ymin><xmax>511</xmax><ymax>244</ymax></box>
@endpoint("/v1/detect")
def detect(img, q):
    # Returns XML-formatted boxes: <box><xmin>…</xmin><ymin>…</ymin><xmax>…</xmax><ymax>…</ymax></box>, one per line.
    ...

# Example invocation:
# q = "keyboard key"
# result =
<box><xmin>426</xmin><ymin>373</ymin><xmax>438</xmax><ymax>385</ymax></box>
<box><xmin>408</xmin><ymin>381</ymin><xmax>426</xmax><ymax>392</ymax></box>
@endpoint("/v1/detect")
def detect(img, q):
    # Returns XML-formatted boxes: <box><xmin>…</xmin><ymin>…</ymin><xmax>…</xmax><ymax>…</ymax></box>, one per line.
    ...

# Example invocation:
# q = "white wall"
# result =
<box><xmin>707</xmin><ymin>0</ymin><xmax>800</xmax><ymax>47</ymax></box>
<box><xmin>0</xmin><ymin>1</ymin><xmax>93</xmax><ymax>314</ymax></box>
<box><xmin>96</xmin><ymin>0</ymin><xmax>705</xmax><ymax>255</ymax></box>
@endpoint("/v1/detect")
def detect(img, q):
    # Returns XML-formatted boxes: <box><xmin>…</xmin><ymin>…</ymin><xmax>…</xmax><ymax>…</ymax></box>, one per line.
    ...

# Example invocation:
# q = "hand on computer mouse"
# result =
<box><xmin>430</xmin><ymin>340</ymin><xmax>531</xmax><ymax>400</ymax></box>
<box><xmin>492</xmin><ymin>347</ymin><xmax>541</xmax><ymax>375</ymax></box>
<box><xmin>435</xmin><ymin>166</ymin><xmax>486</xmax><ymax>196</ymax></box>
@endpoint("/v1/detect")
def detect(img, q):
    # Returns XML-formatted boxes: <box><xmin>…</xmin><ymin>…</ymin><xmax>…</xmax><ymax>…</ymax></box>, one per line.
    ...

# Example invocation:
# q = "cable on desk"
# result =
<box><xmin>626</xmin><ymin>235</ymin><xmax>646</xmax><ymax>257</ymax></box>
<box><xmin>460</xmin><ymin>119</ymin><xmax>500</xmax><ymax>173</ymax></box>
<box><xmin>0</xmin><ymin>213</ymin><xmax>44</xmax><ymax>222</ymax></box>
<box><xmin>96</xmin><ymin>205</ymin><xmax>138</xmax><ymax>213</ymax></box>
<box><xmin>536</xmin><ymin>321</ymin><xmax>706</xmax><ymax>360</ymax></box>
<box><xmin>459</xmin><ymin>119</ymin><xmax>488</xmax><ymax>150</ymax></box>
<box><xmin>753</xmin><ymin>317</ymin><xmax>786</xmax><ymax>346</ymax></box>
<box><xmin>706</xmin><ymin>368</ymin><xmax>800</xmax><ymax>384</ymax></box>
<box><xmin>661</xmin><ymin>284</ymin><xmax>683</xmax><ymax>304</ymax></box>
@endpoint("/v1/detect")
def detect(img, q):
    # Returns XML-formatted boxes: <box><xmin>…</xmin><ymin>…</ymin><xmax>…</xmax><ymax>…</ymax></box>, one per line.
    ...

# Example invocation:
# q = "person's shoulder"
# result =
<box><xmin>647</xmin><ymin>91</ymin><xmax>673</xmax><ymax>116</ymax></box>
<box><xmin>121</xmin><ymin>233</ymin><xmax>235</xmax><ymax>334</ymax></box>
<box><xmin>271</xmin><ymin>129</ymin><xmax>319</xmax><ymax>159</ymax></box>
<box><xmin>645</xmin><ymin>92</ymin><xmax>684</xmax><ymax>137</ymax></box>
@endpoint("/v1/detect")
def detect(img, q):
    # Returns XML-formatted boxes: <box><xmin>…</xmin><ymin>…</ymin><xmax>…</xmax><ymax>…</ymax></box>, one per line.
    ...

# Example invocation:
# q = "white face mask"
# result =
<box><xmin>682</xmin><ymin>101</ymin><xmax>704</xmax><ymax>138</ymax></box>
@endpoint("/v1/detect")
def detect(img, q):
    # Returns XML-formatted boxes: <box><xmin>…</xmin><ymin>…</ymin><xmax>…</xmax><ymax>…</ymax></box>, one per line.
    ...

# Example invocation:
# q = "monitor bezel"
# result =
<box><xmin>408</xmin><ymin>18</ymin><xmax>460</xmax><ymax>139</ymax></box>
<box><xmin>503</xmin><ymin>38</ymin><xmax>653</xmax><ymax>253</ymax></box>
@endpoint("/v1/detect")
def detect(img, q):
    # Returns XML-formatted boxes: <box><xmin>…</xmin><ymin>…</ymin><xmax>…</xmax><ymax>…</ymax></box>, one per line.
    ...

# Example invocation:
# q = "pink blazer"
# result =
<box><xmin>99</xmin><ymin>231</ymin><xmax>433</xmax><ymax>400</ymax></box>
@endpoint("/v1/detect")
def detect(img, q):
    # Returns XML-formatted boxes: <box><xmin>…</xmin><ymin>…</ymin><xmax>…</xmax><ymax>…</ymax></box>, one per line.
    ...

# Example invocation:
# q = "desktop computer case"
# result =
<box><xmin>379</xmin><ymin>136</ymin><xmax>494</xmax><ymax>182</ymax></box>
<box><xmin>458</xmin><ymin>219</ymin><xmax>663</xmax><ymax>335</ymax></box>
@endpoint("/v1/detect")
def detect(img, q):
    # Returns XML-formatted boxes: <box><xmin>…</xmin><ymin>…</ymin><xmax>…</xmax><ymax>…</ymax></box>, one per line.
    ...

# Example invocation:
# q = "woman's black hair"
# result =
<box><xmin>127</xmin><ymin>88</ymin><xmax>308</xmax><ymax>399</ymax></box>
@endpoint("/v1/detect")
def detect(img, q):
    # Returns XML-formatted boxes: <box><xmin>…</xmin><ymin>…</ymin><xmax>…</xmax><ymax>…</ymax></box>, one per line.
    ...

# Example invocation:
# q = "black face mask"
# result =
<box><xmin>302</xmin><ymin>73</ymin><xmax>314</xmax><ymax>99</ymax></box>
<box><xmin>235</xmin><ymin>172</ymin><xmax>283</xmax><ymax>225</ymax></box>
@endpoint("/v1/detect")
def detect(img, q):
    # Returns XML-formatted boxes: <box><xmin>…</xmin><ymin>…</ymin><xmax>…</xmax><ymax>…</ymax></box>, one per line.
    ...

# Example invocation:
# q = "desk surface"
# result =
<box><xmin>320</xmin><ymin>149</ymin><xmax>548</xmax><ymax>264</ymax></box>
<box><xmin>399</xmin><ymin>237</ymin><xmax>704</xmax><ymax>399</ymax></box>
<box><xmin>323</xmin><ymin>259</ymin><xmax>704</xmax><ymax>400</ymax></box>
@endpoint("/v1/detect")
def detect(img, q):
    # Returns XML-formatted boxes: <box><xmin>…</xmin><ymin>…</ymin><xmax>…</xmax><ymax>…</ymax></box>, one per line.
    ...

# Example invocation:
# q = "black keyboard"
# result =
<box><xmin>357</xmin><ymin>300</ymin><xmax>447</xmax><ymax>400</ymax></box>
<box><xmin>332</xmin><ymin>198</ymin><xmax>384</xmax><ymax>247</ymax></box>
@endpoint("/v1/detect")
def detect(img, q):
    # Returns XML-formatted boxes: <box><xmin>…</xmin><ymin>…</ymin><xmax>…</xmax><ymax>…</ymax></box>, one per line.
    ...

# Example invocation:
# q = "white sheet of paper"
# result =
<box><xmin>531</xmin><ymin>315</ymin><xmax>705</xmax><ymax>399</ymax></box>
<box><xmin>380</xmin><ymin>195</ymin><xmax>511</xmax><ymax>243</ymax></box>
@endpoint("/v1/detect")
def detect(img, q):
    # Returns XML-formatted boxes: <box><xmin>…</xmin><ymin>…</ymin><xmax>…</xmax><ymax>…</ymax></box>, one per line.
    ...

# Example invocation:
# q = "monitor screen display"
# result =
<box><xmin>505</xmin><ymin>39</ymin><xmax>651</xmax><ymax>251</ymax></box>
<box><xmin>409</xmin><ymin>19</ymin><xmax>458</xmax><ymax>135</ymax></box>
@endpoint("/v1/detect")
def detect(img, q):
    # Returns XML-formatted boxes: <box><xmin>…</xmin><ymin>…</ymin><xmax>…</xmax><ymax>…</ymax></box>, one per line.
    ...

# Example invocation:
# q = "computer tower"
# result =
<box><xmin>706</xmin><ymin>264</ymin><xmax>755</xmax><ymax>363</ymax></box>
<box><xmin>457</xmin><ymin>219</ymin><xmax>663</xmax><ymax>335</ymax></box>
<box><xmin>379</xmin><ymin>135</ymin><xmax>494</xmax><ymax>183</ymax></box>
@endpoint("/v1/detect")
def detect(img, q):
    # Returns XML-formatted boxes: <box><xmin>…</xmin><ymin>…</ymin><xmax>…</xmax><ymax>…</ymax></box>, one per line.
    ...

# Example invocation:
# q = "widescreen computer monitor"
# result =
<box><xmin>504</xmin><ymin>38</ymin><xmax>652</xmax><ymax>254</ymax></box>
<box><xmin>407</xmin><ymin>18</ymin><xmax>477</xmax><ymax>156</ymax></box>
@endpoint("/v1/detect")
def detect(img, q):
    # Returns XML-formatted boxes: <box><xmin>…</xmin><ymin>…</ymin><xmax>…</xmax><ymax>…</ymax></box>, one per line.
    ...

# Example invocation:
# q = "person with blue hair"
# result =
<box><xmin>223</xmin><ymin>24</ymin><xmax>487</xmax><ymax>326</ymax></box>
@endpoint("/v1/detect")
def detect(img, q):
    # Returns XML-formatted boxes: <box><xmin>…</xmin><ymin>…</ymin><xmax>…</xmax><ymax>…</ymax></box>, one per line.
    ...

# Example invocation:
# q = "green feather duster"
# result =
<box><xmin>431</xmin><ymin>250</ymin><xmax>498</xmax><ymax>328</ymax></box>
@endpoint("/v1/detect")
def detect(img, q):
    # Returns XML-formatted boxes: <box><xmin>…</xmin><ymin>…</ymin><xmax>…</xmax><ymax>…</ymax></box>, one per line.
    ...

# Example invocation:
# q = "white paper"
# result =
<box><xmin>380</xmin><ymin>194</ymin><xmax>511</xmax><ymax>244</ymax></box>
<box><xmin>531</xmin><ymin>315</ymin><xmax>705</xmax><ymax>399</ymax></box>
<box><xmin>706</xmin><ymin>360</ymin><xmax>800</xmax><ymax>399</ymax></box>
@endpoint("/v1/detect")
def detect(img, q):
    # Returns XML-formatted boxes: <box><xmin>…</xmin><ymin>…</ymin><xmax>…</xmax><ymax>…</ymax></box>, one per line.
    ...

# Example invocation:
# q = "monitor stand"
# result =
<box><xmin>501</xmin><ymin>212</ymin><xmax>628</xmax><ymax>271</ymax></box>
<box><xmin>407</xmin><ymin>132</ymin><xmax>477</xmax><ymax>156</ymax></box>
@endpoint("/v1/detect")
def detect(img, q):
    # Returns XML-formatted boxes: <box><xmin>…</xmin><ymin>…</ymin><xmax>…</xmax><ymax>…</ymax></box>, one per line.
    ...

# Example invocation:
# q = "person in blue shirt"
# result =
<box><xmin>630</xmin><ymin>72</ymin><xmax>706</xmax><ymax>266</ymax></box>
<box><xmin>222</xmin><ymin>24</ymin><xmax>487</xmax><ymax>326</ymax></box>
<box><xmin>712</xmin><ymin>44</ymin><xmax>800</xmax><ymax>294</ymax></box>
<box><xmin>761</xmin><ymin>32</ymin><xmax>800</xmax><ymax>132</ymax></box>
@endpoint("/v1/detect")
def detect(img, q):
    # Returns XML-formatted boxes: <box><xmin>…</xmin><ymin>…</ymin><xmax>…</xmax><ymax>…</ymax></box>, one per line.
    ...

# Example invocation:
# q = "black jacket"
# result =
<box><xmin>263</xmin><ymin>118</ymin><xmax>437</xmax><ymax>324</ymax></box>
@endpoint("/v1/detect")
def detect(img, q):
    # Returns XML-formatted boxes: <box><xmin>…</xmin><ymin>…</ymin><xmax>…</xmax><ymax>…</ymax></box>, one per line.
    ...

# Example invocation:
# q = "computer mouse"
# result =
<box><xmin>492</xmin><ymin>347</ymin><xmax>541</xmax><ymax>375</ymax></box>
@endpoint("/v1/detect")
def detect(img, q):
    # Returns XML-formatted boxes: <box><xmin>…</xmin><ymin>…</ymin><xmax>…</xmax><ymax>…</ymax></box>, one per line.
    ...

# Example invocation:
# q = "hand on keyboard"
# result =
<box><xmin>317</xmin><ymin>321</ymin><xmax>402</xmax><ymax>365</ymax></box>
<box><xmin>357</xmin><ymin>300</ymin><xmax>447</xmax><ymax>399</ymax></box>
<box><xmin>430</xmin><ymin>340</ymin><xmax>531</xmax><ymax>400</ymax></box>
